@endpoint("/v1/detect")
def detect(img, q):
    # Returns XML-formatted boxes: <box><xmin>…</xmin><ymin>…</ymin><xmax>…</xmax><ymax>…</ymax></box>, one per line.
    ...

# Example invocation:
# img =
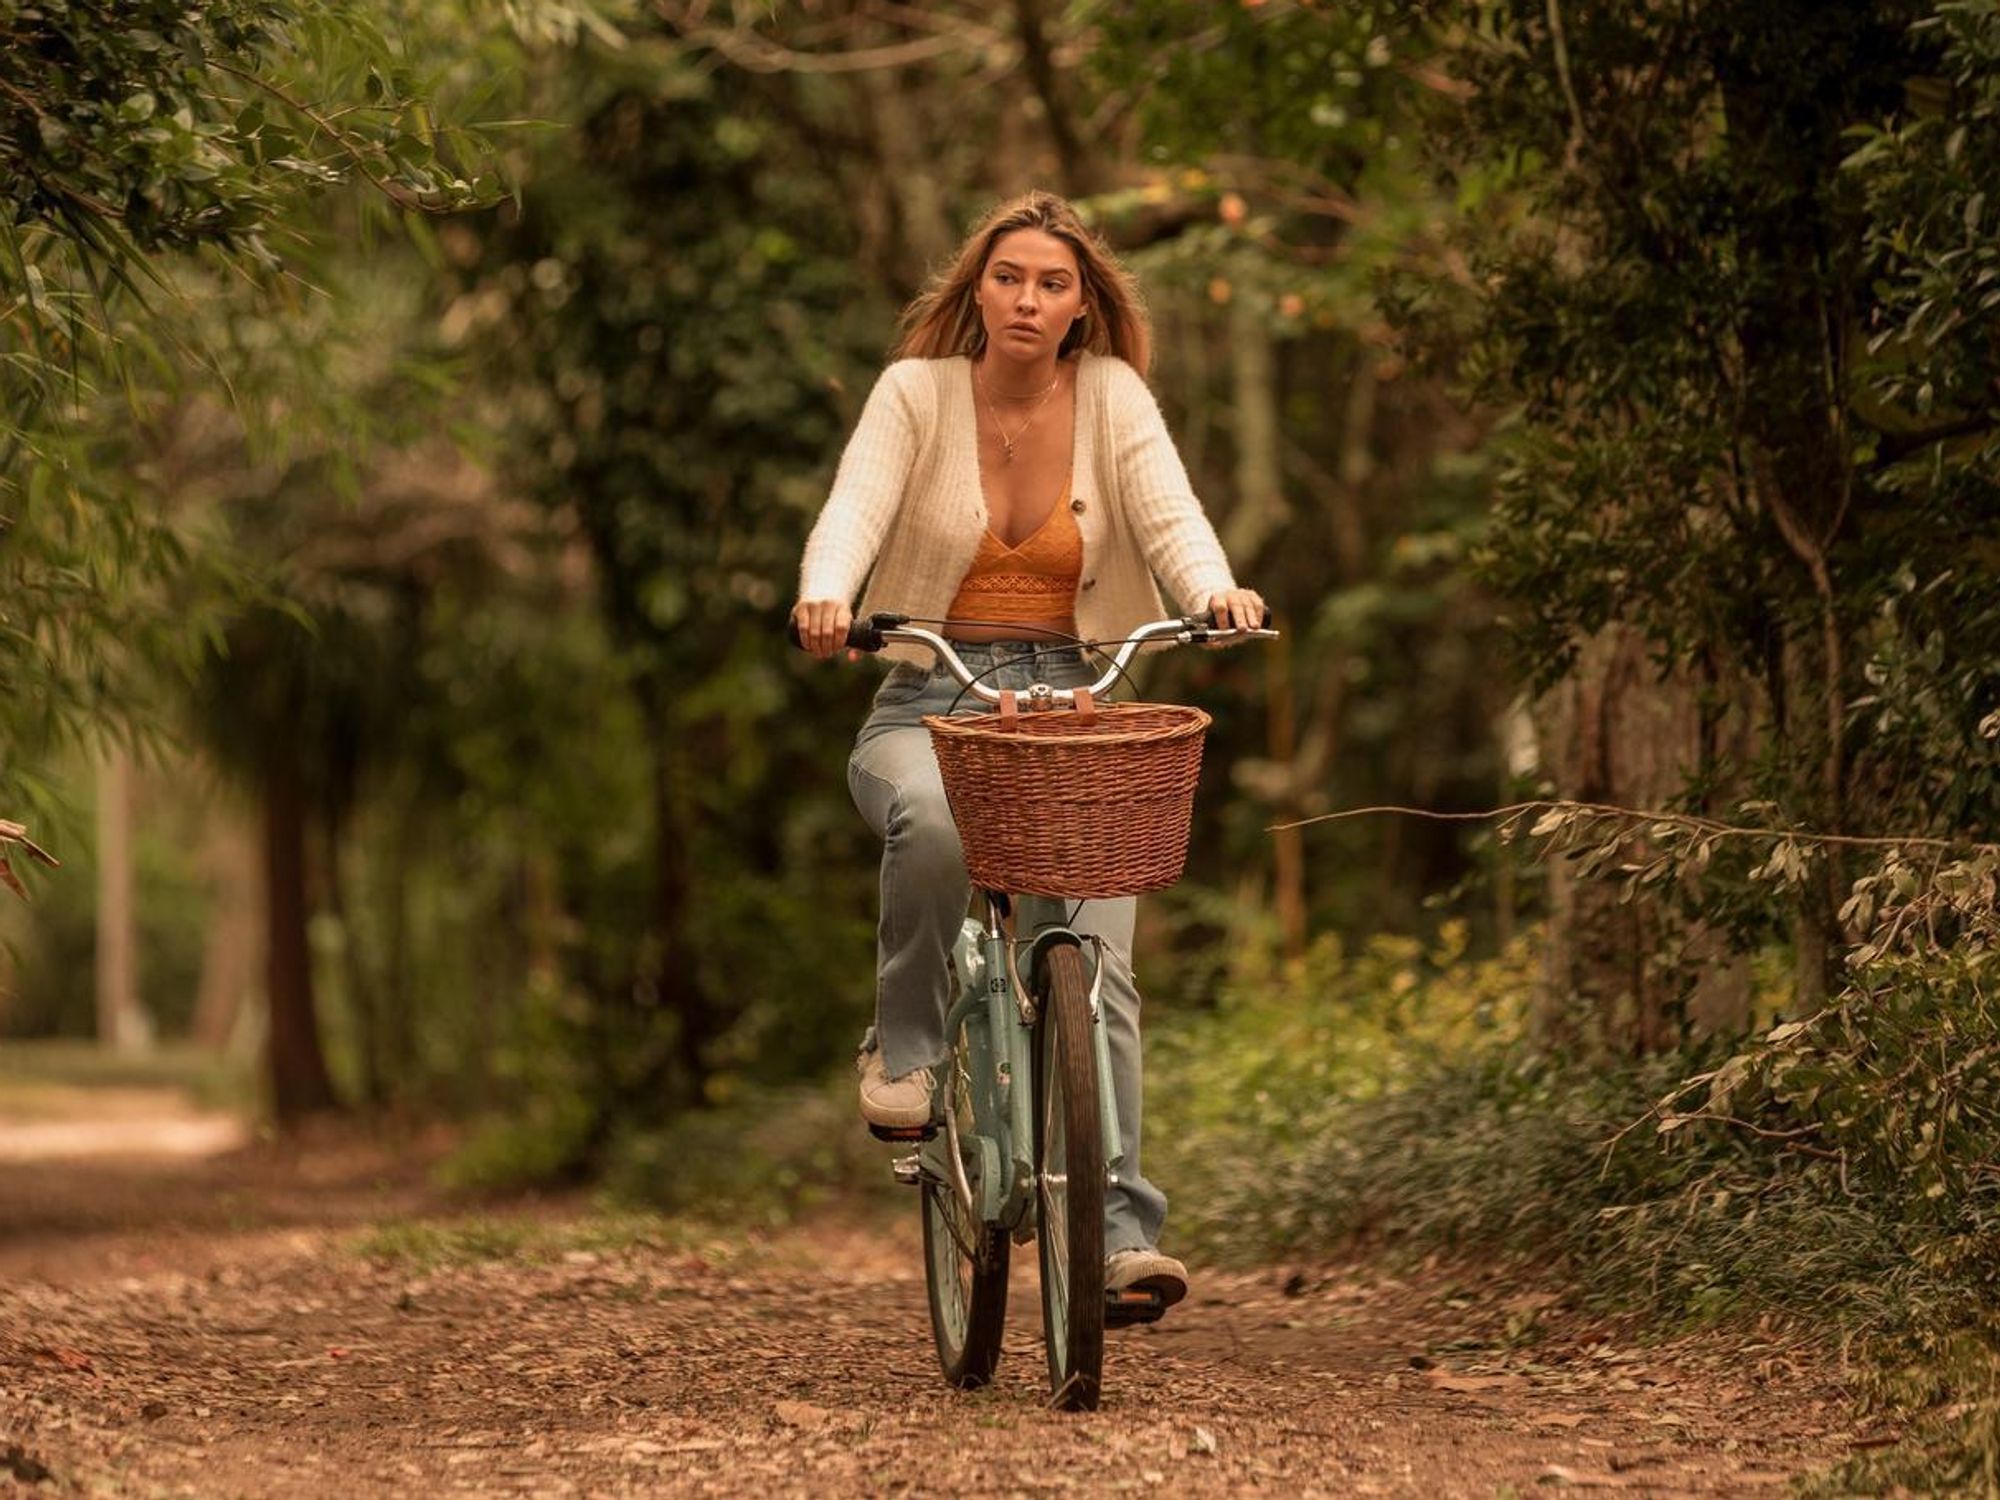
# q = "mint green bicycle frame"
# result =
<box><xmin>922</xmin><ymin>896</ymin><xmax>1120</xmax><ymax>1239</ymax></box>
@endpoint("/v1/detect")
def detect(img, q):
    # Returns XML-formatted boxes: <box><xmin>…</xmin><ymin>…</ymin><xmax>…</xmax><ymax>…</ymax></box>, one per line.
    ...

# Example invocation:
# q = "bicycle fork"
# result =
<box><xmin>927</xmin><ymin>905</ymin><xmax>1161</xmax><ymax>1321</ymax></box>
<box><xmin>956</xmin><ymin>902</ymin><xmax>1126</xmax><ymax>1216</ymax></box>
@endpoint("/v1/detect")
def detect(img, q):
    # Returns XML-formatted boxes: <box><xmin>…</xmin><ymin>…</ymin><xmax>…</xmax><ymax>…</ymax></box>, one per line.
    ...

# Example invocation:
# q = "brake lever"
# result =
<box><xmin>1180</xmin><ymin>608</ymin><xmax>1277</xmax><ymax>643</ymax></box>
<box><xmin>1182</xmin><ymin>625</ymin><xmax>1281</xmax><ymax>646</ymax></box>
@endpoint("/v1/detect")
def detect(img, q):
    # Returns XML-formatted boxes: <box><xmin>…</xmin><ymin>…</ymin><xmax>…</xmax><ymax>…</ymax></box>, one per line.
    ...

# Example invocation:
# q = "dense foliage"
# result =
<box><xmin>1409</xmin><ymin>0</ymin><xmax>2000</xmax><ymax>974</ymax></box>
<box><xmin>9</xmin><ymin>1</ymin><xmax>2000</xmax><ymax>1485</ymax></box>
<box><xmin>1381</xmin><ymin>1</ymin><xmax>2000</xmax><ymax>1481</ymax></box>
<box><xmin>1</xmin><ymin>0</ymin><xmax>511</xmax><ymax>843</ymax></box>
<box><xmin>454</xmin><ymin>45</ymin><xmax>892</xmax><ymax>1151</ymax></box>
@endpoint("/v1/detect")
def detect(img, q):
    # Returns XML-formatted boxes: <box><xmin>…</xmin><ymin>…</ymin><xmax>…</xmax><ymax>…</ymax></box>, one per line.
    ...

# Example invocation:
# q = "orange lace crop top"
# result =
<box><xmin>947</xmin><ymin>477</ymin><xmax>1084</xmax><ymax>625</ymax></box>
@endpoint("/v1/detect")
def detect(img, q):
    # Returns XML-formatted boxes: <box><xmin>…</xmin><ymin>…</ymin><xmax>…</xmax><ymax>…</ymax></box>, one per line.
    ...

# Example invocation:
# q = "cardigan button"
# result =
<box><xmin>1070</xmin><ymin>496</ymin><xmax>1087</xmax><ymax>514</ymax></box>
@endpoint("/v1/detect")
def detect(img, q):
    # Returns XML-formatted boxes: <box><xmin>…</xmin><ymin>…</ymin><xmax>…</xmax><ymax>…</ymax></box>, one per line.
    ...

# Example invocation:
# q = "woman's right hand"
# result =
<box><xmin>792</xmin><ymin>598</ymin><xmax>853</xmax><ymax>660</ymax></box>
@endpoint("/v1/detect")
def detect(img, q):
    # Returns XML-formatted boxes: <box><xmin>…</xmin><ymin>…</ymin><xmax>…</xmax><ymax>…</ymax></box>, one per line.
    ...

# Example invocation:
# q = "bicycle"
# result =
<box><xmin>791</xmin><ymin>610</ymin><xmax>1276</xmax><ymax>1411</ymax></box>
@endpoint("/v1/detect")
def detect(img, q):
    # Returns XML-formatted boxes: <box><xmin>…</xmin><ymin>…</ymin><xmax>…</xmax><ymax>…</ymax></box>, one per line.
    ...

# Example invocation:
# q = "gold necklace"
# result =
<box><xmin>975</xmin><ymin>364</ymin><xmax>1061</xmax><ymax>463</ymax></box>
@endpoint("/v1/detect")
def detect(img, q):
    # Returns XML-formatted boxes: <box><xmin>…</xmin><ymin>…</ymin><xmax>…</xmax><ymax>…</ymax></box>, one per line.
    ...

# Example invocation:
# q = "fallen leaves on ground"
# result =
<box><xmin>0</xmin><ymin>1137</ymin><xmax>1865</xmax><ymax>1498</ymax></box>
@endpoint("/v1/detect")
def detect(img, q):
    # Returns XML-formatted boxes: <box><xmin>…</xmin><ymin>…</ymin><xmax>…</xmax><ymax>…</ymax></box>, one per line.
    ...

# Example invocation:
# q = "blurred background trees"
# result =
<box><xmin>8</xmin><ymin>11</ymin><xmax>2000</xmax><ymax>1467</ymax></box>
<box><xmin>4</xmin><ymin>0</ymin><xmax>1520</xmax><ymax>1138</ymax></box>
<box><xmin>0</xmin><ymin>0</ymin><xmax>1988</xmax><ymax>1097</ymax></box>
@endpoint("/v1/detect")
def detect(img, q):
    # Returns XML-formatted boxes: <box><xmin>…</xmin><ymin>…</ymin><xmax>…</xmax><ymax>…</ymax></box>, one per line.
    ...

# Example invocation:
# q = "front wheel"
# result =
<box><xmin>921</xmin><ymin>1019</ymin><xmax>1009</xmax><ymax>1388</ymax></box>
<box><xmin>1033</xmin><ymin>941</ymin><xmax>1105</xmax><ymax>1411</ymax></box>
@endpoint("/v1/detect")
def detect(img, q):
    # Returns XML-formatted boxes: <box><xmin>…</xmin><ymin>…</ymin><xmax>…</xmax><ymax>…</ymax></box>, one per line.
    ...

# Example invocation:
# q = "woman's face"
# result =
<box><xmin>976</xmin><ymin>228</ymin><xmax>1087</xmax><ymax>362</ymax></box>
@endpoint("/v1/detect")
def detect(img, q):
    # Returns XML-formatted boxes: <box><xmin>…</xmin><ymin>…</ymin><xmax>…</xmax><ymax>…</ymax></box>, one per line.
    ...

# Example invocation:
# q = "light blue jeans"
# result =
<box><xmin>847</xmin><ymin>640</ymin><xmax>1167</xmax><ymax>1256</ymax></box>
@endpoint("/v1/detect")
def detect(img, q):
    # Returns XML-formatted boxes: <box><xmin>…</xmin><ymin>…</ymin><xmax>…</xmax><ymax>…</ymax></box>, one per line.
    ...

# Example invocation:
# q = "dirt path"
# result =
<box><xmin>0</xmin><ymin>1129</ymin><xmax>1871</xmax><ymax>1498</ymax></box>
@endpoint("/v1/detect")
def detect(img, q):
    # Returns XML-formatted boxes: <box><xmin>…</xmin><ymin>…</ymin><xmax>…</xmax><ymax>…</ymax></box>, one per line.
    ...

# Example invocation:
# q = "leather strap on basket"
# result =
<box><xmin>1071</xmin><ymin>687</ymin><xmax>1096</xmax><ymax>726</ymax></box>
<box><xmin>998</xmin><ymin>690</ymin><xmax>1019</xmax><ymax>729</ymax></box>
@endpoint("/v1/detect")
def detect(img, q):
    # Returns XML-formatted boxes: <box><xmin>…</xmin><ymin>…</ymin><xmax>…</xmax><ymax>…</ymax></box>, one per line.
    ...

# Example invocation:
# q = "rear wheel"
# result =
<box><xmin>1032</xmin><ymin>941</ymin><xmax>1105</xmax><ymax>1411</ymax></box>
<box><xmin>921</xmin><ymin>1018</ymin><xmax>1008</xmax><ymax>1388</ymax></box>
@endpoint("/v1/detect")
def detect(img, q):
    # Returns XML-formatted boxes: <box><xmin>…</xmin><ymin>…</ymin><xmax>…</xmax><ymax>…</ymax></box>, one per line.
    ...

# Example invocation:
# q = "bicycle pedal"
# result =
<box><xmin>890</xmin><ymin>1153</ymin><xmax>923</xmax><ymax>1187</ymax></box>
<box><xmin>1105</xmin><ymin>1287</ymin><xmax>1167</xmax><ymax>1328</ymax></box>
<box><xmin>868</xmin><ymin>1122</ymin><xmax>937</xmax><ymax>1143</ymax></box>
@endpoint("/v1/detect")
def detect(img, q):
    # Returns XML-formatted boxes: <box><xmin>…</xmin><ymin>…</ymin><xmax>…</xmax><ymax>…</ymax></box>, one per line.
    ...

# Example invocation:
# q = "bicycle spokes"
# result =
<box><xmin>1040</xmin><ymin>1058</ymin><xmax>1071</xmax><ymax>1318</ymax></box>
<box><xmin>1034</xmin><ymin>942</ymin><xmax>1105</xmax><ymax>1411</ymax></box>
<box><xmin>919</xmin><ymin>1013</ymin><xmax>1009</xmax><ymax>1389</ymax></box>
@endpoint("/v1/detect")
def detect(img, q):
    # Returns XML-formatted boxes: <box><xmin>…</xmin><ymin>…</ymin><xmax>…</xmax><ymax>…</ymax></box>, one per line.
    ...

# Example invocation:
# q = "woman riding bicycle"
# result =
<box><xmin>792</xmin><ymin>190</ymin><xmax>1264</xmax><ymax>1313</ymax></box>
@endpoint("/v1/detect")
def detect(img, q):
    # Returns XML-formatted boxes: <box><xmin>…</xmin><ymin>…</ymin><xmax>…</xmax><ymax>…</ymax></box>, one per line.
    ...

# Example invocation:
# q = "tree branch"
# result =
<box><xmin>1545</xmin><ymin>0</ymin><xmax>1588</xmax><ymax>168</ymax></box>
<box><xmin>209</xmin><ymin>61</ymin><xmax>422</xmax><ymax>211</ymax></box>
<box><xmin>0</xmin><ymin>818</ymin><xmax>59</xmax><ymax>867</ymax></box>
<box><xmin>1873</xmin><ymin>413</ymin><xmax>1998</xmax><ymax>463</ymax></box>
<box><xmin>652</xmin><ymin>2</ymin><xmax>998</xmax><ymax>75</ymax></box>
<box><xmin>1011</xmin><ymin>0</ymin><xmax>1094</xmax><ymax>196</ymax></box>
<box><xmin>1747</xmin><ymin>446</ymin><xmax>1845</xmax><ymax>827</ymax></box>
<box><xmin>1667</xmin><ymin>1111</ymin><xmax>1842</xmax><ymax>1159</ymax></box>
<box><xmin>1266</xmin><ymin>798</ymin><xmax>2000</xmax><ymax>855</ymax></box>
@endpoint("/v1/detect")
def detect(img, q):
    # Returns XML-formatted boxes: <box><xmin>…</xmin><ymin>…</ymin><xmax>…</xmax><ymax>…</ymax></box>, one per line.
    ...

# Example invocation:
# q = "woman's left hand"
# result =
<box><xmin>1204</xmin><ymin>587</ymin><xmax>1268</xmax><ymax>634</ymax></box>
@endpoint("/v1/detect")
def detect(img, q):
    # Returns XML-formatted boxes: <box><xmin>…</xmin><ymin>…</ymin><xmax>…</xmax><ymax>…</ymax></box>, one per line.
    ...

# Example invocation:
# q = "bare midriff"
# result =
<box><xmin>944</xmin><ymin>614</ymin><xmax>1079</xmax><ymax>645</ymax></box>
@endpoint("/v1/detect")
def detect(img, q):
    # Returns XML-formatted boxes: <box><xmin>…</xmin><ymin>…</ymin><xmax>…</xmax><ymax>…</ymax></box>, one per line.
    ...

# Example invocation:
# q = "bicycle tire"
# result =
<box><xmin>921</xmin><ymin>1016</ymin><xmax>1009</xmax><ymax>1388</ymax></box>
<box><xmin>1032</xmin><ymin>940</ymin><xmax>1105</xmax><ymax>1411</ymax></box>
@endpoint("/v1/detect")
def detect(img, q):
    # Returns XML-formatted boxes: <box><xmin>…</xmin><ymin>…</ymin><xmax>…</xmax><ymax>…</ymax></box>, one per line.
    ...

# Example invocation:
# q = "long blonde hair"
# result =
<box><xmin>892</xmin><ymin>191</ymin><xmax>1152</xmax><ymax>375</ymax></box>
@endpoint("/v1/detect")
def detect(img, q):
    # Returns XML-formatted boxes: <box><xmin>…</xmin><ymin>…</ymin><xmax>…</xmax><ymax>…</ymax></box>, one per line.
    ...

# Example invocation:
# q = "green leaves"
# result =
<box><xmin>0</xmin><ymin>0</ymin><xmax>517</xmax><ymax>809</ymax></box>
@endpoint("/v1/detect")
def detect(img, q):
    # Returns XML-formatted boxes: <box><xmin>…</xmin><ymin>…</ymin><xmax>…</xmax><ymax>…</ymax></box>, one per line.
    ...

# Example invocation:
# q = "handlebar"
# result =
<box><xmin>786</xmin><ymin>611</ymin><xmax>1279</xmax><ymax>708</ymax></box>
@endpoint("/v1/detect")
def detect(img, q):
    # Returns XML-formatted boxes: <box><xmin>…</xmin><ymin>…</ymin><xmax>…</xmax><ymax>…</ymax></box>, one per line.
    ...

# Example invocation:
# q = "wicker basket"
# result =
<box><xmin>923</xmin><ymin>701</ymin><xmax>1213</xmax><ymax>899</ymax></box>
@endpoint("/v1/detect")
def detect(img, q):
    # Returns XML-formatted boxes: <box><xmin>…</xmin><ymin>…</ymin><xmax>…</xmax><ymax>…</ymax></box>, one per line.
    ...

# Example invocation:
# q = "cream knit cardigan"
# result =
<box><xmin>798</xmin><ymin>352</ymin><xmax>1237</xmax><ymax>663</ymax></box>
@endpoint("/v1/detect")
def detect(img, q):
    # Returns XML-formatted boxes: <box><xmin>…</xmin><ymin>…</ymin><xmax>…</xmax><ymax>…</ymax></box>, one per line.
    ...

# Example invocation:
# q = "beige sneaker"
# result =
<box><xmin>1106</xmin><ymin>1247</ymin><xmax>1189</xmax><ymax>1308</ymax></box>
<box><xmin>857</xmin><ymin>1048</ymin><xmax>935</xmax><ymax>1131</ymax></box>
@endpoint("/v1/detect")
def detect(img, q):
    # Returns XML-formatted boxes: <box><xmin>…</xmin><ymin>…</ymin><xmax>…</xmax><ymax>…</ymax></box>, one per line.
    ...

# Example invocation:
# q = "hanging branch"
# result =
<box><xmin>1267</xmin><ymin>798</ymin><xmax>2000</xmax><ymax>856</ymax></box>
<box><xmin>1545</xmin><ymin>0</ymin><xmax>1589</xmax><ymax>168</ymax></box>
<box><xmin>0</xmin><ymin>817</ymin><xmax>60</xmax><ymax>901</ymax></box>
<box><xmin>652</xmin><ymin>1</ymin><xmax>1006</xmax><ymax>74</ymax></box>
<box><xmin>208</xmin><ymin>62</ymin><xmax>424</xmax><ymax>211</ymax></box>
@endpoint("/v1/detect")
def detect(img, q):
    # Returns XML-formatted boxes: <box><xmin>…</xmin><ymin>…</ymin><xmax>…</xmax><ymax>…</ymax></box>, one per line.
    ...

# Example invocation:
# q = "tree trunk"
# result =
<box><xmin>1174</xmin><ymin>296</ymin><xmax>1212</xmax><ymax>479</ymax></box>
<box><xmin>652</xmin><ymin>731</ymin><xmax>714</xmax><ymax>1104</ymax></box>
<box><xmin>1493</xmin><ymin>697</ymin><xmax>1538</xmax><ymax>949</ymax></box>
<box><xmin>1718</xmin><ymin>25</ymin><xmax>1876</xmax><ymax>1010</ymax></box>
<box><xmin>1267</xmin><ymin>629</ymin><xmax>1307</xmax><ymax>961</ymax></box>
<box><xmin>1012</xmin><ymin>0</ymin><xmax>1099</xmax><ymax>197</ymax></box>
<box><xmin>854</xmin><ymin>66</ymin><xmax>956</xmax><ymax>293</ymax></box>
<box><xmin>1223</xmin><ymin>299</ymin><xmax>1286</xmax><ymax>562</ymax></box>
<box><xmin>1224</xmin><ymin>301</ymin><xmax>1308</xmax><ymax>952</ymax></box>
<box><xmin>1533</xmin><ymin>628</ymin><xmax>1756</xmax><ymax>1053</ymax></box>
<box><xmin>94</xmin><ymin>748</ymin><xmax>152</xmax><ymax>1052</ymax></box>
<box><xmin>383</xmin><ymin>813</ymin><xmax>420</xmax><ymax>1110</ymax></box>
<box><xmin>323</xmin><ymin>814</ymin><xmax>382</xmax><ymax>1108</ymax></box>
<box><xmin>190</xmin><ymin>803</ymin><xmax>258</xmax><ymax>1051</ymax></box>
<box><xmin>264</xmin><ymin>741</ymin><xmax>338</xmax><ymax>1123</ymax></box>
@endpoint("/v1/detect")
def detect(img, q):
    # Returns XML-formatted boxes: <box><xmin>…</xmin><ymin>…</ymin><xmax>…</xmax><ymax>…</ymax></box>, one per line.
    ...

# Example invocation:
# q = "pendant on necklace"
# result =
<box><xmin>1001</xmin><ymin>440</ymin><xmax>1015</xmax><ymax>463</ymax></box>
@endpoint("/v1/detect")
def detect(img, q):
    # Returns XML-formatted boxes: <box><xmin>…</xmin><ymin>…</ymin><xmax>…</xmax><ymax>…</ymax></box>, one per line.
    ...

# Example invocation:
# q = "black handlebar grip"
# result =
<box><xmin>786</xmin><ymin>612</ymin><xmax>897</xmax><ymax>653</ymax></box>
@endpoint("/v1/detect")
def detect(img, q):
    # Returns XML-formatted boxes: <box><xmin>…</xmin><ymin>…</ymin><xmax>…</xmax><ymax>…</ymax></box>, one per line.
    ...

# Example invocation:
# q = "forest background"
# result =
<box><xmin>4</xmin><ymin>0</ymin><xmax>2000</xmax><ymax>1489</ymax></box>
